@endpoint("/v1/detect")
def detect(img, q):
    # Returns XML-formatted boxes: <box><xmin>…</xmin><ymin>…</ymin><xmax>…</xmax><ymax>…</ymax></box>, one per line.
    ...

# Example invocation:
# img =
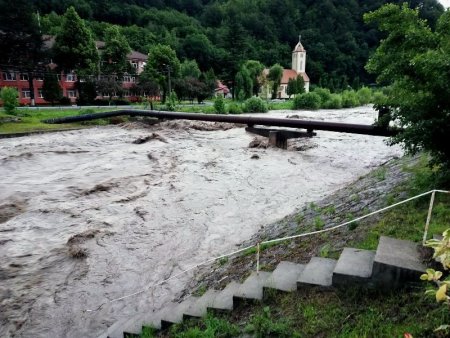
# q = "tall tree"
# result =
<box><xmin>101</xmin><ymin>25</ymin><xmax>132</xmax><ymax>76</ymax></box>
<box><xmin>142</xmin><ymin>44</ymin><xmax>181</xmax><ymax>102</ymax></box>
<box><xmin>53</xmin><ymin>6</ymin><xmax>99</xmax><ymax>77</ymax></box>
<box><xmin>42</xmin><ymin>72</ymin><xmax>62</xmax><ymax>105</ymax></box>
<box><xmin>180</xmin><ymin>59</ymin><xmax>201</xmax><ymax>79</ymax></box>
<box><xmin>268</xmin><ymin>64</ymin><xmax>283</xmax><ymax>99</ymax></box>
<box><xmin>243</xmin><ymin>60</ymin><xmax>265</xmax><ymax>96</ymax></box>
<box><xmin>365</xmin><ymin>4</ymin><xmax>450</xmax><ymax>169</ymax></box>
<box><xmin>0</xmin><ymin>0</ymin><xmax>44</xmax><ymax>106</ymax></box>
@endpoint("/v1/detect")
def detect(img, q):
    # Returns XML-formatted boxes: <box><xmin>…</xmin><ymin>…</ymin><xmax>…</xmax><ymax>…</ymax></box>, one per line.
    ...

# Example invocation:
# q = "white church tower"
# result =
<box><xmin>292</xmin><ymin>35</ymin><xmax>306</xmax><ymax>73</ymax></box>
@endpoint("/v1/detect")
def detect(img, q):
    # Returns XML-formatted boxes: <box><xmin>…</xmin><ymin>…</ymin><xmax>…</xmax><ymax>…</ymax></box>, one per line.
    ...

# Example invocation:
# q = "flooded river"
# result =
<box><xmin>0</xmin><ymin>107</ymin><xmax>401</xmax><ymax>337</ymax></box>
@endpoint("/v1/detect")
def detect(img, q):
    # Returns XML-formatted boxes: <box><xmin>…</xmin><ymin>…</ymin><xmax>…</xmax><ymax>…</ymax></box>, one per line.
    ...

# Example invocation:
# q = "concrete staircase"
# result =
<box><xmin>99</xmin><ymin>236</ymin><xmax>426</xmax><ymax>338</ymax></box>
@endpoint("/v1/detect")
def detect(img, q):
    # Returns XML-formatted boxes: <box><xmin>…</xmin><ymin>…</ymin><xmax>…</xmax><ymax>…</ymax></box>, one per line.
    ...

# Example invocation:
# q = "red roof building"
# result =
<box><xmin>0</xmin><ymin>36</ymin><xmax>148</xmax><ymax>106</ymax></box>
<box><xmin>262</xmin><ymin>39</ymin><xmax>310</xmax><ymax>99</ymax></box>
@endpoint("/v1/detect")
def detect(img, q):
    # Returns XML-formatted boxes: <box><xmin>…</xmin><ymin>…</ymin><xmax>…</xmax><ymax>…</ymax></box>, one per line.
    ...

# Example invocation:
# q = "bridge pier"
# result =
<box><xmin>268</xmin><ymin>131</ymin><xmax>288</xmax><ymax>149</ymax></box>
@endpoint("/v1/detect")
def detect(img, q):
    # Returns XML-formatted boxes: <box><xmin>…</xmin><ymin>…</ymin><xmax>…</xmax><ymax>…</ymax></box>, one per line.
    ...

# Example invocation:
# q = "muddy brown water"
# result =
<box><xmin>0</xmin><ymin>107</ymin><xmax>402</xmax><ymax>337</ymax></box>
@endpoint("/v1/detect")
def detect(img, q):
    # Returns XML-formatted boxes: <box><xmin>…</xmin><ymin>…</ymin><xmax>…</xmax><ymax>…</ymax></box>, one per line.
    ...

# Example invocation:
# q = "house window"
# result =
<box><xmin>38</xmin><ymin>89</ymin><xmax>44</xmax><ymax>98</ymax></box>
<box><xmin>35</xmin><ymin>74</ymin><xmax>44</xmax><ymax>81</ymax></box>
<box><xmin>123</xmin><ymin>90</ymin><xmax>130</xmax><ymax>97</ymax></box>
<box><xmin>3</xmin><ymin>72</ymin><xmax>16</xmax><ymax>81</ymax></box>
<box><xmin>131</xmin><ymin>62</ymin><xmax>138</xmax><ymax>69</ymax></box>
<box><xmin>67</xmin><ymin>90</ymin><xmax>77</xmax><ymax>98</ymax></box>
<box><xmin>66</xmin><ymin>74</ymin><xmax>76</xmax><ymax>82</ymax></box>
<box><xmin>20</xmin><ymin>74</ymin><xmax>29</xmax><ymax>81</ymax></box>
<box><xmin>22</xmin><ymin>89</ymin><xmax>31</xmax><ymax>98</ymax></box>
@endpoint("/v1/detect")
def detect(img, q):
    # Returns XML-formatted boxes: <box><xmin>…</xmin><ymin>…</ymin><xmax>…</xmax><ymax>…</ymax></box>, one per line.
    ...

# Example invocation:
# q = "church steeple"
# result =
<box><xmin>292</xmin><ymin>36</ymin><xmax>306</xmax><ymax>73</ymax></box>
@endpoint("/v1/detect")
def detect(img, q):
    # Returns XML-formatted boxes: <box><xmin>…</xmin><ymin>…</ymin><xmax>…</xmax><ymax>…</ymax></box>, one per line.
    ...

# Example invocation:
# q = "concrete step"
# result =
<box><xmin>207</xmin><ymin>281</ymin><xmax>241</xmax><ymax>312</ymax></box>
<box><xmin>183</xmin><ymin>289</ymin><xmax>220</xmax><ymax>319</ymax></box>
<box><xmin>297</xmin><ymin>257</ymin><xmax>337</xmax><ymax>288</ymax></box>
<box><xmin>332</xmin><ymin>248</ymin><xmax>376</xmax><ymax>286</ymax></box>
<box><xmin>102</xmin><ymin>316</ymin><xmax>137</xmax><ymax>338</ymax></box>
<box><xmin>372</xmin><ymin>236</ymin><xmax>426</xmax><ymax>288</ymax></box>
<box><xmin>160</xmin><ymin>299</ymin><xmax>196</xmax><ymax>329</ymax></box>
<box><xmin>263</xmin><ymin>261</ymin><xmax>306</xmax><ymax>293</ymax></box>
<box><xmin>233</xmin><ymin>271</ymin><xmax>272</xmax><ymax>303</ymax></box>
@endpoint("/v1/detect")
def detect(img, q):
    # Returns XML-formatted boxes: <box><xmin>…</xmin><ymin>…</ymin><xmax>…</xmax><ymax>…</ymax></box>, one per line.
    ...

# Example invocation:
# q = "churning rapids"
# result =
<box><xmin>0</xmin><ymin>107</ymin><xmax>402</xmax><ymax>338</ymax></box>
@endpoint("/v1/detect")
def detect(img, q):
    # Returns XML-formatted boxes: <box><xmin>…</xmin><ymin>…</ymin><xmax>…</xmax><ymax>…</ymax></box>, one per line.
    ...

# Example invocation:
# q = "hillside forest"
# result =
<box><xmin>5</xmin><ymin>0</ymin><xmax>445</xmax><ymax>92</ymax></box>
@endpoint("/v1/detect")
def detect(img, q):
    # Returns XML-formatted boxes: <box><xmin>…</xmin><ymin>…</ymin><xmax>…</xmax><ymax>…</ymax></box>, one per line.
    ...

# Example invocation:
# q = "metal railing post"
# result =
<box><xmin>423</xmin><ymin>190</ymin><xmax>436</xmax><ymax>244</ymax></box>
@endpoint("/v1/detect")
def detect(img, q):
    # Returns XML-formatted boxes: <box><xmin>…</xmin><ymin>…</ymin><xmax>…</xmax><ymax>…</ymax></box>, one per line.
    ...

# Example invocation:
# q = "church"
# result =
<box><xmin>263</xmin><ymin>38</ymin><xmax>310</xmax><ymax>99</ymax></box>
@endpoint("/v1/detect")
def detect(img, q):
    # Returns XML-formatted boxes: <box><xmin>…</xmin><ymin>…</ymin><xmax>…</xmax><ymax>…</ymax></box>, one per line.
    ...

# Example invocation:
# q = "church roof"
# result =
<box><xmin>293</xmin><ymin>41</ymin><xmax>306</xmax><ymax>53</ymax></box>
<box><xmin>281</xmin><ymin>69</ymin><xmax>309</xmax><ymax>84</ymax></box>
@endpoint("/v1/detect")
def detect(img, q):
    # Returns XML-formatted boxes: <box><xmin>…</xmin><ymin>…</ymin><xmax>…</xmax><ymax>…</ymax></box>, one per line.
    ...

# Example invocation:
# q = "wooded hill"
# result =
<box><xmin>31</xmin><ymin>0</ymin><xmax>445</xmax><ymax>89</ymax></box>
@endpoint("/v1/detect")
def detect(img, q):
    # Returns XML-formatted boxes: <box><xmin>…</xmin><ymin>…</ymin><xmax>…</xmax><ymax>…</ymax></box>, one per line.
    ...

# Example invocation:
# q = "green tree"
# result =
<box><xmin>101</xmin><ymin>25</ymin><xmax>132</xmax><ymax>76</ymax></box>
<box><xmin>53</xmin><ymin>7</ymin><xmax>99</xmax><ymax>77</ymax></box>
<box><xmin>180</xmin><ymin>59</ymin><xmax>201</xmax><ymax>79</ymax></box>
<box><xmin>286</xmin><ymin>78</ymin><xmax>297</xmax><ymax>99</ymax></box>
<box><xmin>365</xmin><ymin>4</ymin><xmax>450</xmax><ymax>169</ymax></box>
<box><xmin>0</xmin><ymin>0</ymin><xmax>44</xmax><ymax>106</ymax></box>
<box><xmin>143</xmin><ymin>44</ymin><xmax>181</xmax><ymax>102</ymax></box>
<box><xmin>235</xmin><ymin>66</ymin><xmax>252</xmax><ymax>100</ymax></box>
<box><xmin>296</xmin><ymin>75</ymin><xmax>306</xmax><ymax>95</ymax></box>
<box><xmin>268</xmin><ymin>64</ymin><xmax>283</xmax><ymax>99</ymax></box>
<box><xmin>42</xmin><ymin>72</ymin><xmax>62</xmax><ymax>106</ymax></box>
<box><xmin>96</xmin><ymin>76</ymin><xmax>122</xmax><ymax>104</ymax></box>
<box><xmin>243</xmin><ymin>60</ymin><xmax>265</xmax><ymax>96</ymax></box>
<box><xmin>0</xmin><ymin>87</ymin><xmax>18</xmax><ymax>115</ymax></box>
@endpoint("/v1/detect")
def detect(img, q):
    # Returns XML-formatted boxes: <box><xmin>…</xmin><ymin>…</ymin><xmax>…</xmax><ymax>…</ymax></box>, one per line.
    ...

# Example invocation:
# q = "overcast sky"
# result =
<box><xmin>439</xmin><ymin>0</ymin><xmax>450</xmax><ymax>8</ymax></box>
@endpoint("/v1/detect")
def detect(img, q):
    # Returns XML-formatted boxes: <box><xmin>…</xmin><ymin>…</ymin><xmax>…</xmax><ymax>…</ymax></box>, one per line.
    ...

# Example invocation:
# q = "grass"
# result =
<box><xmin>0</xmin><ymin>107</ymin><xmax>121</xmax><ymax>134</ymax></box>
<box><xmin>135</xmin><ymin>156</ymin><xmax>450</xmax><ymax>337</ymax></box>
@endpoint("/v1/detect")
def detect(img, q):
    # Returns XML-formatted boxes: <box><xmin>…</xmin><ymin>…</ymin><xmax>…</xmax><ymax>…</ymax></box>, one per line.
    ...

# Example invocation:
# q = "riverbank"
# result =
<box><xmin>152</xmin><ymin>154</ymin><xmax>450</xmax><ymax>337</ymax></box>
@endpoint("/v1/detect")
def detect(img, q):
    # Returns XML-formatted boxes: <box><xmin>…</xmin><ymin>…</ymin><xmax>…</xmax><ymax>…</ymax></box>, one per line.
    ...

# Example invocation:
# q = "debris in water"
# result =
<box><xmin>68</xmin><ymin>246</ymin><xmax>88</xmax><ymax>259</ymax></box>
<box><xmin>132</xmin><ymin>133</ymin><xmax>167</xmax><ymax>144</ymax></box>
<box><xmin>251</xmin><ymin>154</ymin><xmax>260</xmax><ymax>160</ymax></box>
<box><xmin>67</xmin><ymin>229</ymin><xmax>100</xmax><ymax>245</ymax></box>
<box><xmin>248</xmin><ymin>137</ymin><xmax>268</xmax><ymax>149</ymax></box>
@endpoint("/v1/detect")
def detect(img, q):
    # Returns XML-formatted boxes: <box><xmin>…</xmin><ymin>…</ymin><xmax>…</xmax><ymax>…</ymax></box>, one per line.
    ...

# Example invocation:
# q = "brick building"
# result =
<box><xmin>0</xmin><ymin>36</ymin><xmax>148</xmax><ymax>106</ymax></box>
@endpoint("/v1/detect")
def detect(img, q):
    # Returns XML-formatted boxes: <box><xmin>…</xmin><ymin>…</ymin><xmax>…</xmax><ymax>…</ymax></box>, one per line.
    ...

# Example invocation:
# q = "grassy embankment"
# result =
<box><xmin>0</xmin><ymin>107</ymin><xmax>123</xmax><ymax>134</ymax></box>
<box><xmin>138</xmin><ymin>156</ymin><xmax>450</xmax><ymax>338</ymax></box>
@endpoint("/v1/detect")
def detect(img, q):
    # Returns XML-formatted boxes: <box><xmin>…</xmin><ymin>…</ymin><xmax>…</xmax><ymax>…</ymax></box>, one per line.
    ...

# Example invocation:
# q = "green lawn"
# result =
<box><xmin>0</xmin><ymin>107</ymin><xmax>120</xmax><ymax>134</ymax></box>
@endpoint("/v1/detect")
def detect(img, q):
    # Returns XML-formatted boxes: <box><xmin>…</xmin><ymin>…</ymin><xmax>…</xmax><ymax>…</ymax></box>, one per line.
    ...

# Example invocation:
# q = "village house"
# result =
<box><xmin>0</xmin><ymin>36</ymin><xmax>148</xmax><ymax>106</ymax></box>
<box><xmin>262</xmin><ymin>38</ymin><xmax>310</xmax><ymax>99</ymax></box>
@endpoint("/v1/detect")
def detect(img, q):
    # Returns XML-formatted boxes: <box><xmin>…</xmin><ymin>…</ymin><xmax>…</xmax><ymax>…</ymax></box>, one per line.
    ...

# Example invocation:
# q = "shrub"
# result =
<box><xmin>166</xmin><ymin>91</ymin><xmax>177</xmax><ymax>111</ymax></box>
<box><xmin>0</xmin><ymin>87</ymin><xmax>19</xmax><ymax>115</ymax></box>
<box><xmin>111</xmin><ymin>98</ymin><xmax>130</xmax><ymax>105</ymax></box>
<box><xmin>213</xmin><ymin>95</ymin><xmax>226</xmax><ymax>114</ymax></box>
<box><xmin>313</xmin><ymin>87</ymin><xmax>331</xmax><ymax>104</ymax></box>
<box><xmin>341</xmin><ymin>90</ymin><xmax>360</xmax><ymax>108</ymax></box>
<box><xmin>292</xmin><ymin>92</ymin><xmax>321</xmax><ymax>110</ymax></box>
<box><xmin>93</xmin><ymin>98</ymin><xmax>109</xmax><ymax>106</ymax></box>
<box><xmin>357</xmin><ymin>87</ymin><xmax>373</xmax><ymax>105</ymax></box>
<box><xmin>242</xmin><ymin>97</ymin><xmax>268</xmax><ymax>113</ymax></box>
<box><xmin>323</xmin><ymin>94</ymin><xmax>343</xmax><ymax>109</ymax></box>
<box><xmin>228</xmin><ymin>102</ymin><xmax>242</xmax><ymax>114</ymax></box>
<box><xmin>59</xmin><ymin>96</ymin><xmax>71</xmax><ymax>105</ymax></box>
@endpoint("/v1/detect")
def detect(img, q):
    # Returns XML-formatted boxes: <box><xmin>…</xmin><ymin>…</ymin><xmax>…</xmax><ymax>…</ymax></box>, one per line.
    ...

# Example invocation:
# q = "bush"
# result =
<box><xmin>357</xmin><ymin>87</ymin><xmax>372</xmax><ymax>105</ymax></box>
<box><xmin>228</xmin><ymin>102</ymin><xmax>243</xmax><ymax>114</ymax></box>
<box><xmin>111</xmin><ymin>98</ymin><xmax>130</xmax><ymax>105</ymax></box>
<box><xmin>292</xmin><ymin>92</ymin><xmax>321</xmax><ymax>110</ymax></box>
<box><xmin>323</xmin><ymin>94</ymin><xmax>343</xmax><ymax>109</ymax></box>
<box><xmin>59</xmin><ymin>96</ymin><xmax>71</xmax><ymax>105</ymax></box>
<box><xmin>93</xmin><ymin>98</ymin><xmax>109</xmax><ymax>106</ymax></box>
<box><xmin>213</xmin><ymin>95</ymin><xmax>226</xmax><ymax>114</ymax></box>
<box><xmin>242</xmin><ymin>97</ymin><xmax>268</xmax><ymax>113</ymax></box>
<box><xmin>313</xmin><ymin>87</ymin><xmax>331</xmax><ymax>104</ymax></box>
<box><xmin>166</xmin><ymin>91</ymin><xmax>177</xmax><ymax>111</ymax></box>
<box><xmin>0</xmin><ymin>87</ymin><xmax>19</xmax><ymax>115</ymax></box>
<box><xmin>341</xmin><ymin>90</ymin><xmax>360</xmax><ymax>108</ymax></box>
